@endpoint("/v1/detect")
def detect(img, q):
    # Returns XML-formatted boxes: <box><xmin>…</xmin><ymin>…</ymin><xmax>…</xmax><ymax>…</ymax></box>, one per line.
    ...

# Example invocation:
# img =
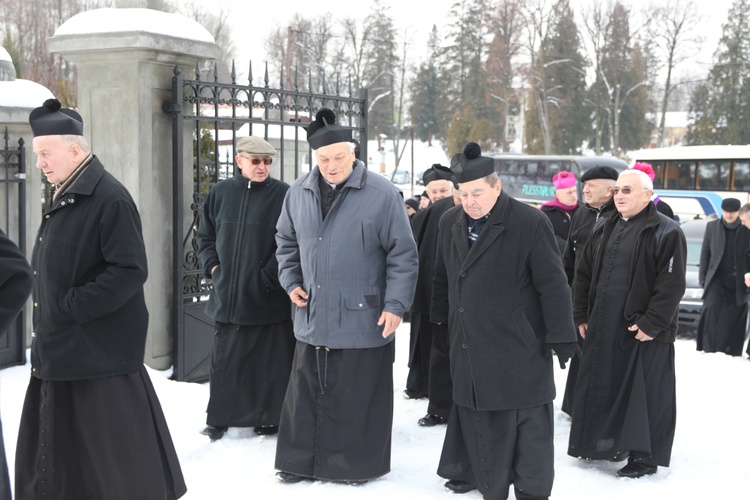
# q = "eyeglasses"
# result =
<box><xmin>239</xmin><ymin>154</ymin><xmax>272</xmax><ymax>165</ymax></box>
<box><xmin>612</xmin><ymin>186</ymin><xmax>647</xmax><ymax>195</ymax></box>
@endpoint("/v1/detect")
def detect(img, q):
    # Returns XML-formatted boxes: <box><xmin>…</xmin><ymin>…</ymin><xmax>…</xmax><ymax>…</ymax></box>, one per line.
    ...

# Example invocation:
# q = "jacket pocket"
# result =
<box><xmin>340</xmin><ymin>287</ymin><xmax>380</xmax><ymax>333</ymax></box>
<box><xmin>511</xmin><ymin>307</ymin><xmax>539</xmax><ymax>350</ymax></box>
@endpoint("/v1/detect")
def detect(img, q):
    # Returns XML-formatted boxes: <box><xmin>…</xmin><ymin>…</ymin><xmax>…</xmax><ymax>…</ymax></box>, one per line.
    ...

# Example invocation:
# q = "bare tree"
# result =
<box><xmin>643</xmin><ymin>0</ymin><xmax>702</xmax><ymax>146</ymax></box>
<box><xmin>485</xmin><ymin>0</ymin><xmax>524</xmax><ymax>150</ymax></box>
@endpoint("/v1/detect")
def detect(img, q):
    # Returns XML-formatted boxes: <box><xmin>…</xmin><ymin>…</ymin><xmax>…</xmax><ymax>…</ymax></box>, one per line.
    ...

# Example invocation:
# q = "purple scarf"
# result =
<box><xmin>540</xmin><ymin>198</ymin><xmax>578</xmax><ymax>212</ymax></box>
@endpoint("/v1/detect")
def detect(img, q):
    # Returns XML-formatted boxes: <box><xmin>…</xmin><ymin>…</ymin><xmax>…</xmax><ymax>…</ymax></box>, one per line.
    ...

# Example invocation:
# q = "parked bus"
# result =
<box><xmin>488</xmin><ymin>154</ymin><xmax>629</xmax><ymax>206</ymax></box>
<box><xmin>629</xmin><ymin>145</ymin><xmax>750</xmax><ymax>219</ymax></box>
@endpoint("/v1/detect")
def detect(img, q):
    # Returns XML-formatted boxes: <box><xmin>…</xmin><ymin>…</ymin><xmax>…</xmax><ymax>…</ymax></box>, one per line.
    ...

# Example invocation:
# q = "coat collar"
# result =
<box><xmin>450</xmin><ymin>190</ymin><xmax>508</xmax><ymax>270</ymax></box>
<box><xmin>301</xmin><ymin>159</ymin><xmax>367</xmax><ymax>193</ymax></box>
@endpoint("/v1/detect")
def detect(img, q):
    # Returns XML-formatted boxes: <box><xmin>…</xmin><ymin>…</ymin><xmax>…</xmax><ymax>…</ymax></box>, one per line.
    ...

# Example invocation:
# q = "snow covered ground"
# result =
<box><xmin>2</xmin><ymin>326</ymin><xmax>748</xmax><ymax>499</ymax></box>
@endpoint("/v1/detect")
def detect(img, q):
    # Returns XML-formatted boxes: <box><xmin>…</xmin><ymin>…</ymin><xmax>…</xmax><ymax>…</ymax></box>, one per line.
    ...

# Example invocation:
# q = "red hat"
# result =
<box><xmin>552</xmin><ymin>171</ymin><xmax>576</xmax><ymax>190</ymax></box>
<box><xmin>632</xmin><ymin>162</ymin><xmax>655</xmax><ymax>181</ymax></box>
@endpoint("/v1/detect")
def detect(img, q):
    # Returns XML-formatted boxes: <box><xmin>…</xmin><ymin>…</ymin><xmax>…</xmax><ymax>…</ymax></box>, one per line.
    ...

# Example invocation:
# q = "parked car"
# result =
<box><xmin>677</xmin><ymin>218</ymin><xmax>708</xmax><ymax>337</ymax></box>
<box><xmin>390</xmin><ymin>169</ymin><xmax>411</xmax><ymax>185</ymax></box>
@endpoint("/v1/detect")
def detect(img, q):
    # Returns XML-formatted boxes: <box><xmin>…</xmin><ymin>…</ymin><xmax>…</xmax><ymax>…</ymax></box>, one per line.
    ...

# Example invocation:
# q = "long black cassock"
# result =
<box><xmin>568</xmin><ymin>212</ymin><xmax>677</xmax><ymax>467</ymax></box>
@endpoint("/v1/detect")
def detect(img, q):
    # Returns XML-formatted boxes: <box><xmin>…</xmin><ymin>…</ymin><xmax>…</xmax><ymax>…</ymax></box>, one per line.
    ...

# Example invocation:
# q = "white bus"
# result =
<box><xmin>629</xmin><ymin>145</ymin><xmax>750</xmax><ymax>219</ymax></box>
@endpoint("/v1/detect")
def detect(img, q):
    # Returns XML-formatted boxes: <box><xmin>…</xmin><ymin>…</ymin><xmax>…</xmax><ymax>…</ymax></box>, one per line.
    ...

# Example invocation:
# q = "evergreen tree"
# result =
<box><xmin>687</xmin><ymin>0</ymin><xmax>750</xmax><ymax>145</ymax></box>
<box><xmin>410</xmin><ymin>27</ymin><xmax>448</xmax><ymax>146</ymax></box>
<box><xmin>485</xmin><ymin>0</ymin><xmax>524</xmax><ymax>151</ymax></box>
<box><xmin>525</xmin><ymin>0</ymin><xmax>589</xmax><ymax>154</ymax></box>
<box><xmin>362</xmin><ymin>0</ymin><xmax>399</xmax><ymax>140</ymax></box>
<box><xmin>442</xmin><ymin>0</ymin><xmax>490</xmax><ymax>150</ymax></box>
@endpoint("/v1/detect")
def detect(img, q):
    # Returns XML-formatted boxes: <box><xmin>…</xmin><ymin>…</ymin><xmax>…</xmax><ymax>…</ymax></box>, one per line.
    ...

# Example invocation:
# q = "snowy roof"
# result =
<box><xmin>0</xmin><ymin>80</ymin><xmax>55</xmax><ymax>109</ymax></box>
<box><xmin>54</xmin><ymin>8</ymin><xmax>215</xmax><ymax>44</ymax></box>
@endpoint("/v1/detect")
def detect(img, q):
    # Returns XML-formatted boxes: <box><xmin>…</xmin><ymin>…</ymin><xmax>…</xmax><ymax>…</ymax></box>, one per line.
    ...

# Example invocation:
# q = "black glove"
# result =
<box><xmin>547</xmin><ymin>342</ymin><xmax>582</xmax><ymax>369</ymax></box>
<box><xmin>432</xmin><ymin>323</ymin><xmax>449</xmax><ymax>356</ymax></box>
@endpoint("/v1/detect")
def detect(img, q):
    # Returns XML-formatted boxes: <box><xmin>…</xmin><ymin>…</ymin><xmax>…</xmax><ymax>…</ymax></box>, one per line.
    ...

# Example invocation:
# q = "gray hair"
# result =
<box><xmin>60</xmin><ymin>134</ymin><xmax>91</xmax><ymax>154</ymax></box>
<box><xmin>618</xmin><ymin>169</ymin><xmax>653</xmax><ymax>191</ymax></box>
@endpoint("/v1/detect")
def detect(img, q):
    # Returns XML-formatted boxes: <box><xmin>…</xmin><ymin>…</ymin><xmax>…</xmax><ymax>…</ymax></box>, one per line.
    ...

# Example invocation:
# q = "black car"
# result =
<box><xmin>677</xmin><ymin>218</ymin><xmax>709</xmax><ymax>337</ymax></box>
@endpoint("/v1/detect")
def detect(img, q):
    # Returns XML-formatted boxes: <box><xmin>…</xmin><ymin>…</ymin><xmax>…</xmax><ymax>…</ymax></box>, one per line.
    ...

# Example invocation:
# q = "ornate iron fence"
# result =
<box><xmin>165</xmin><ymin>61</ymin><xmax>368</xmax><ymax>382</ymax></box>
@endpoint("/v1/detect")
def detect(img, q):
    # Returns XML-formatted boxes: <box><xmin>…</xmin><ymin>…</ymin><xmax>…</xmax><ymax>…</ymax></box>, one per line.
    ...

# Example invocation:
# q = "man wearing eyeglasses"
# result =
<box><xmin>196</xmin><ymin>135</ymin><xmax>295</xmax><ymax>441</ymax></box>
<box><xmin>568</xmin><ymin>169</ymin><xmax>686</xmax><ymax>479</ymax></box>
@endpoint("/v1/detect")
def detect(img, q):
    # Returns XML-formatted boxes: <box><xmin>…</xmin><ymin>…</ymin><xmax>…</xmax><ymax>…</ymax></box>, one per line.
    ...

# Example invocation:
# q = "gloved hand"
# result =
<box><xmin>547</xmin><ymin>342</ymin><xmax>582</xmax><ymax>369</ymax></box>
<box><xmin>432</xmin><ymin>323</ymin><xmax>449</xmax><ymax>356</ymax></box>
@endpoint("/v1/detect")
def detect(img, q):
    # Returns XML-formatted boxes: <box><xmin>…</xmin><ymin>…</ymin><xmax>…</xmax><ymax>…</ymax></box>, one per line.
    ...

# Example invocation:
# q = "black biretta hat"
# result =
<box><xmin>29</xmin><ymin>99</ymin><xmax>83</xmax><ymax>137</ymax></box>
<box><xmin>450</xmin><ymin>142</ymin><xmax>495</xmax><ymax>183</ymax></box>
<box><xmin>422</xmin><ymin>163</ymin><xmax>452</xmax><ymax>185</ymax></box>
<box><xmin>306</xmin><ymin>108</ymin><xmax>353</xmax><ymax>149</ymax></box>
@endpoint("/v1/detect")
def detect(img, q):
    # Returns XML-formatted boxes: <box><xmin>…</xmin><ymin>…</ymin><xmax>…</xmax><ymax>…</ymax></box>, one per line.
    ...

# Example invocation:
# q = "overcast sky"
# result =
<box><xmin>226</xmin><ymin>0</ymin><xmax>735</xmax><ymax>79</ymax></box>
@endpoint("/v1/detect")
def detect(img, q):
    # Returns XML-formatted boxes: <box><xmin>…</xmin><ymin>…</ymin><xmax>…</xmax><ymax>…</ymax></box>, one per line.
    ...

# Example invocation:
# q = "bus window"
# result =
<box><xmin>696</xmin><ymin>160</ymin><xmax>730</xmax><ymax>190</ymax></box>
<box><xmin>664</xmin><ymin>160</ymin><xmax>695</xmax><ymax>189</ymax></box>
<box><xmin>732</xmin><ymin>161</ymin><xmax>750</xmax><ymax>191</ymax></box>
<box><xmin>650</xmin><ymin>161</ymin><xmax>666</xmax><ymax>189</ymax></box>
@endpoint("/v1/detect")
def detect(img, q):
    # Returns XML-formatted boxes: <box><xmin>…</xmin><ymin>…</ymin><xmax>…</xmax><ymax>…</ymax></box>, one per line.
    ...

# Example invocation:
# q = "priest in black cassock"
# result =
<box><xmin>569</xmin><ymin>169</ymin><xmax>686</xmax><ymax>479</ymax></box>
<box><xmin>431</xmin><ymin>142</ymin><xmax>579</xmax><ymax>499</ymax></box>
<box><xmin>696</xmin><ymin>197</ymin><xmax>749</xmax><ymax>356</ymax></box>
<box><xmin>405</xmin><ymin>164</ymin><xmax>457</xmax><ymax>428</ymax></box>
<box><xmin>16</xmin><ymin>99</ymin><xmax>186</xmax><ymax>499</ymax></box>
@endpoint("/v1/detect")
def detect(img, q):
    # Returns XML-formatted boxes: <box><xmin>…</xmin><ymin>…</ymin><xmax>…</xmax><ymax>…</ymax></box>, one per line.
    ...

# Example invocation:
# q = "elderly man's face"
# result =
<box><xmin>739</xmin><ymin>212</ymin><xmax>750</xmax><ymax>229</ymax></box>
<box><xmin>457</xmin><ymin>177</ymin><xmax>502</xmax><ymax>219</ymax></box>
<box><xmin>613</xmin><ymin>175</ymin><xmax>651</xmax><ymax>219</ymax></box>
<box><xmin>723</xmin><ymin>209</ymin><xmax>740</xmax><ymax>224</ymax></box>
<box><xmin>426</xmin><ymin>179</ymin><xmax>453</xmax><ymax>203</ymax></box>
<box><xmin>236</xmin><ymin>153</ymin><xmax>272</xmax><ymax>182</ymax></box>
<box><xmin>316</xmin><ymin>142</ymin><xmax>355</xmax><ymax>184</ymax></box>
<box><xmin>582</xmin><ymin>178</ymin><xmax>614</xmax><ymax>208</ymax></box>
<box><xmin>555</xmin><ymin>186</ymin><xmax>578</xmax><ymax>206</ymax></box>
<box><xmin>33</xmin><ymin>135</ymin><xmax>81</xmax><ymax>185</ymax></box>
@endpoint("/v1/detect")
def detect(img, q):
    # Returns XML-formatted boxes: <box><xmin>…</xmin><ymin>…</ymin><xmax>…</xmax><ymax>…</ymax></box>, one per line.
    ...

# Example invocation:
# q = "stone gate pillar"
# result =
<box><xmin>47</xmin><ymin>4</ymin><xmax>219</xmax><ymax>369</ymax></box>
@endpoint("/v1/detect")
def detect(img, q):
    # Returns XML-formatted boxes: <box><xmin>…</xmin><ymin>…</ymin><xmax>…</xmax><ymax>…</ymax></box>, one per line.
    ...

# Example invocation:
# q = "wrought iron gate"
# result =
<box><xmin>166</xmin><ymin>62</ymin><xmax>368</xmax><ymax>382</ymax></box>
<box><xmin>0</xmin><ymin>127</ymin><xmax>28</xmax><ymax>368</ymax></box>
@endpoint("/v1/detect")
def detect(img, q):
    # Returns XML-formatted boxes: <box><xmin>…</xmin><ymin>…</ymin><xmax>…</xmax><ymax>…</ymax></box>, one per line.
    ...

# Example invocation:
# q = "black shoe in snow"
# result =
<box><xmin>444</xmin><ymin>480</ymin><xmax>476</xmax><ymax>494</ymax></box>
<box><xmin>276</xmin><ymin>471</ymin><xmax>307</xmax><ymax>484</ymax></box>
<box><xmin>200</xmin><ymin>425</ymin><xmax>227</xmax><ymax>441</ymax></box>
<box><xmin>418</xmin><ymin>413</ymin><xmax>447</xmax><ymax>427</ymax></box>
<box><xmin>253</xmin><ymin>425</ymin><xmax>279</xmax><ymax>435</ymax></box>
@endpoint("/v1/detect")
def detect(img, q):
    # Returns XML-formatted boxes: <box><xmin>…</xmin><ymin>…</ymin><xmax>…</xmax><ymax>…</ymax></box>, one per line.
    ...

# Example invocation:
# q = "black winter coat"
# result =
<box><xmin>540</xmin><ymin>203</ymin><xmax>578</xmax><ymax>254</ymax></box>
<box><xmin>699</xmin><ymin>219</ymin><xmax>750</xmax><ymax>306</ymax></box>
<box><xmin>572</xmin><ymin>203</ymin><xmax>686</xmax><ymax>343</ymax></box>
<box><xmin>431</xmin><ymin>191</ymin><xmax>577</xmax><ymax>411</ymax></box>
<box><xmin>30</xmin><ymin>157</ymin><xmax>149</xmax><ymax>380</ymax></box>
<box><xmin>197</xmin><ymin>174</ymin><xmax>291</xmax><ymax>325</ymax></box>
<box><xmin>411</xmin><ymin>197</ymin><xmax>455</xmax><ymax>314</ymax></box>
<box><xmin>562</xmin><ymin>199</ymin><xmax>616</xmax><ymax>283</ymax></box>
<box><xmin>0</xmin><ymin>229</ymin><xmax>33</xmax><ymax>333</ymax></box>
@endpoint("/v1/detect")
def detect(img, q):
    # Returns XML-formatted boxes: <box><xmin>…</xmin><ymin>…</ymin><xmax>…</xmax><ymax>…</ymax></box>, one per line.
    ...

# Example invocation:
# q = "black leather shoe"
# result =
<box><xmin>403</xmin><ymin>389</ymin><xmax>428</xmax><ymax>400</ymax></box>
<box><xmin>254</xmin><ymin>425</ymin><xmax>279</xmax><ymax>435</ymax></box>
<box><xmin>444</xmin><ymin>480</ymin><xmax>476</xmax><ymax>494</ymax></box>
<box><xmin>609</xmin><ymin>450</ymin><xmax>629</xmax><ymax>462</ymax></box>
<box><xmin>616</xmin><ymin>462</ymin><xmax>657</xmax><ymax>478</ymax></box>
<box><xmin>276</xmin><ymin>471</ymin><xmax>306</xmax><ymax>483</ymax></box>
<box><xmin>200</xmin><ymin>425</ymin><xmax>227</xmax><ymax>441</ymax></box>
<box><xmin>418</xmin><ymin>413</ymin><xmax>447</xmax><ymax>427</ymax></box>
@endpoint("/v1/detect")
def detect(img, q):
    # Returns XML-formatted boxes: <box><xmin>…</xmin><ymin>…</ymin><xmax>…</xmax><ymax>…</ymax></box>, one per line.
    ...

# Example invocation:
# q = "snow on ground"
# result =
<box><xmin>2</xmin><ymin>327</ymin><xmax>749</xmax><ymax>499</ymax></box>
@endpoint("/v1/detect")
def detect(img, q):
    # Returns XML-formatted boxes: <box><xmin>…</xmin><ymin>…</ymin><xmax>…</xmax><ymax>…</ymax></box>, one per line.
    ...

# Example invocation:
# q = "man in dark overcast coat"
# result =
<box><xmin>431</xmin><ymin>142</ymin><xmax>579</xmax><ymax>499</ymax></box>
<box><xmin>0</xmin><ymin>229</ymin><xmax>33</xmax><ymax>500</ymax></box>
